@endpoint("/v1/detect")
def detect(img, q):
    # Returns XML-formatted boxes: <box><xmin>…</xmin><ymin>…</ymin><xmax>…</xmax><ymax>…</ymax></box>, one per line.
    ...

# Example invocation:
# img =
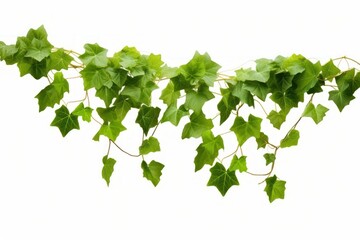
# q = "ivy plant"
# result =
<box><xmin>1</xmin><ymin>26</ymin><xmax>359</xmax><ymax>203</ymax></box>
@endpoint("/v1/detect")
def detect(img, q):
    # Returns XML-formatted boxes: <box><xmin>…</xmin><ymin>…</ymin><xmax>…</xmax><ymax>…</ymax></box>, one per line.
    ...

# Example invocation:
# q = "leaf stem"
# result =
<box><xmin>110</xmin><ymin>140</ymin><xmax>141</xmax><ymax>158</ymax></box>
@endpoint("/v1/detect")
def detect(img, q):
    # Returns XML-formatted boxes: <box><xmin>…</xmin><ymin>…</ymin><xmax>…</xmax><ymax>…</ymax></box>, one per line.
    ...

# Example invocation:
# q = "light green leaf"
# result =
<box><xmin>160</xmin><ymin>81</ymin><xmax>180</xmax><ymax>106</ymax></box>
<box><xmin>141</xmin><ymin>160</ymin><xmax>164</xmax><ymax>186</ymax></box>
<box><xmin>135</xmin><ymin>105</ymin><xmax>161</xmax><ymax>136</ymax></box>
<box><xmin>139</xmin><ymin>137</ymin><xmax>161</xmax><ymax>155</ymax></box>
<box><xmin>256</xmin><ymin>132</ymin><xmax>269</xmax><ymax>149</ymax></box>
<box><xmin>302</xmin><ymin>103</ymin><xmax>329</xmax><ymax>124</ymax></box>
<box><xmin>264</xmin><ymin>153</ymin><xmax>276</xmax><ymax>166</ymax></box>
<box><xmin>294</xmin><ymin>60</ymin><xmax>321</xmax><ymax>94</ymax></box>
<box><xmin>95</xmin><ymin>85</ymin><xmax>119</xmax><ymax>107</ymax></box>
<box><xmin>328</xmin><ymin>89</ymin><xmax>355</xmax><ymax>112</ymax></box>
<box><xmin>80</xmin><ymin>65</ymin><xmax>114</xmax><ymax>90</ymax></box>
<box><xmin>93</xmin><ymin>121</ymin><xmax>126</xmax><ymax>141</ymax></box>
<box><xmin>47</xmin><ymin>48</ymin><xmax>74</xmax><ymax>71</ymax></box>
<box><xmin>50</xmin><ymin>105</ymin><xmax>80</xmax><ymax>137</ymax></box>
<box><xmin>264</xmin><ymin>175</ymin><xmax>286</xmax><ymax>203</ymax></box>
<box><xmin>182</xmin><ymin>111</ymin><xmax>214</xmax><ymax>139</ymax></box>
<box><xmin>207</xmin><ymin>162</ymin><xmax>239</xmax><ymax>196</ymax></box>
<box><xmin>161</xmin><ymin>104</ymin><xmax>188</xmax><ymax>126</ymax></box>
<box><xmin>25</xmin><ymin>38</ymin><xmax>52</xmax><ymax>61</ymax></box>
<box><xmin>229</xmin><ymin>155</ymin><xmax>247</xmax><ymax>172</ymax></box>
<box><xmin>102</xmin><ymin>156</ymin><xmax>116</xmax><ymax>186</ymax></box>
<box><xmin>230</xmin><ymin>114</ymin><xmax>262</xmax><ymax>146</ymax></box>
<box><xmin>217</xmin><ymin>88</ymin><xmax>240</xmax><ymax>124</ymax></box>
<box><xmin>280</xmin><ymin>129</ymin><xmax>300</xmax><ymax>148</ymax></box>
<box><xmin>72</xmin><ymin>103</ymin><xmax>93</xmax><ymax>122</ymax></box>
<box><xmin>79</xmin><ymin>43</ymin><xmax>108</xmax><ymax>67</ymax></box>
<box><xmin>235</xmin><ymin>68</ymin><xmax>270</xmax><ymax>83</ymax></box>
<box><xmin>242</xmin><ymin>81</ymin><xmax>269</xmax><ymax>101</ymax></box>
<box><xmin>184</xmin><ymin>84</ymin><xmax>214</xmax><ymax>113</ymax></box>
<box><xmin>322</xmin><ymin>60</ymin><xmax>340</xmax><ymax>80</ymax></box>
<box><xmin>267</xmin><ymin>110</ymin><xmax>286</xmax><ymax>129</ymax></box>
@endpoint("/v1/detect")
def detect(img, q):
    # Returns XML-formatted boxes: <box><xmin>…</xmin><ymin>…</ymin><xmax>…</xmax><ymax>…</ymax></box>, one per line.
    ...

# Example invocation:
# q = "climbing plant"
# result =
<box><xmin>1</xmin><ymin>26</ymin><xmax>359</xmax><ymax>202</ymax></box>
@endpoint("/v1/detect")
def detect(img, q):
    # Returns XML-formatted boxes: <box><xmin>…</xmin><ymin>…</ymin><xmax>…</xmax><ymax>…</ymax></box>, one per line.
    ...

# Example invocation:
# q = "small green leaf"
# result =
<box><xmin>263</xmin><ymin>153</ymin><xmax>276</xmax><ymax>166</ymax></box>
<box><xmin>242</xmin><ymin>81</ymin><xmax>269</xmax><ymax>101</ymax></box>
<box><xmin>328</xmin><ymin>89</ymin><xmax>355</xmax><ymax>112</ymax></box>
<box><xmin>93</xmin><ymin>121</ymin><xmax>126</xmax><ymax>142</ymax></box>
<box><xmin>217</xmin><ymin>88</ymin><xmax>240</xmax><ymax>124</ymax></box>
<box><xmin>139</xmin><ymin>137</ymin><xmax>161</xmax><ymax>155</ymax></box>
<box><xmin>135</xmin><ymin>105</ymin><xmax>161</xmax><ymax>136</ymax></box>
<box><xmin>79</xmin><ymin>43</ymin><xmax>108</xmax><ymax>67</ymax></box>
<box><xmin>182</xmin><ymin>111</ymin><xmax>214</xmax><ymax>139</ymax></box>
<box><xmin>102</xmin><ymin>156</ymin><xmax>116</xmax><ymax>186</ymax></box>
<box><xmin>25</xmin><ymin>38</ymin><xmax>52</xmax><ymax>62</ymax></box>
<box><xmin>267</xmin><ymin>110</ymin><xmax>286</xmax><ymax>129</ymax></box>
<box><xmin>264</xmin><ymin>175</ymin><xmax>286</xmax><ymax>203</ymax></box>
<box><xmin>95</xmin><ymin>85</ymin><xmax>119</xmax><ymax>107</ymax></box>
<box><xmin>47</xmin><ymin>48</ymin><xmax>74</xmax><ymax>71</ymax></box>
<box><xmin>229</xmin><ymin>155</ymin><xmax>247</xmax><ymax>172</ymax></box>
<box><xmin>235</xmin><ymin>68</ymin><xmax>269</xmax><ymax>83</ymax></box>
<box><xmin>72</xmin><ymin>103</ymin><xmax>93</xmax><ymax>122</ymax></box>
<box><xmin>160</xmin><ymin>81</ymin><xmax>180</xmax><ymax>106</ymax></box>
<box><xmin>256</xmin><ymin>132</ymin><xmax>269</xmax><ymax>149</ymax></box>
<box><xmin>280</xmin><ymin>129</ymin><xmax>299</xmax><ymax>148</ymax></box>
<box><xmin>50</xmin><ymin>105</ymin><xmax>80</xmax><ymax>137</ymax></box>
<box><xmin>322</xmin><ymin>60</ymin><xmax>340</xmax><ymax>80</ymax></box>
<box><xmin>184</xmin><ymin>84</ymin><xmax>214</xmax><ymax>113</ymax></box>
<box><xmin>161</xmin><ymin>104</ymin><xmax>188</xmax><ymax>126</ymax></box>
<box><xmin>230</xmin><ymin>114</ymin><xmax>262</xmax><ymax>146</ymax></box>
<box><xmin>302</xmin><ymin>103</ymin><xmax>329</xmax><ymax>124</ymax></box>
<box><xmin>80</xmin><ymin>65</ymin><xmax>114</xmax><ymax>90</ymax></box>
<box><xmin>141</xmin><ymin>160</ymin><xmax>164</xmax><ymax>187</ymax></box>
<box><xmin>207</xmin><ymin>162</ymin><xmax>239</xmax><ymax>196</ymax></box>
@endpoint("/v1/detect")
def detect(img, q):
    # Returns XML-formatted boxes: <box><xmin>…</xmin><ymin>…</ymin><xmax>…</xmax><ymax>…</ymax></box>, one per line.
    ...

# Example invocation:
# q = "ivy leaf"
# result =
<box><xmin>121</xmin><ymin>76</ymin><xmax>158</xmax><ymax>106</ymax></box>
<box><xmin>161</xmin><ymin>104</ymin><xmax>188</xmax><ymax>126</ymax></box>
<box><xmin>217</xmin><ymin>88</ymin><xmax>240</xmax><ymax>124</ymax></box>
<box><xmin>270</xmin><ymin>90</ymin><xmax>299</xmax><ymax>112</ymax></box>
<box><xmin>328</xmin><ymin>89</ymin><xmax>355</xmax><ymax>112</ymax></box>
<box><xmin>47</xmin><ymin>48</ymin><xmax>74</xmax><ymax>71</ymax></box>
<box><xmin>93</xmin><ymin>121</ymin><xmax>126</xmax><ymax>142</ymax></box>
<box><xmin>280</xmin><ymin>129</ymin><xmax>299</xmax><ymax>148</ymax></box>
<box><xmin>95</xmin><ymin>85</ymin><xmax>119</xmax><ymax>107</ymax></box>
<box><xmin>141</xmin><ymin>160</ymin><xmax>164</xmax><ymax>187</ymax></box>
<box><xmin>160</xmin><ymin>81</ymin><xmax>180</xmax><ymax>106</ymax></box>
<box><xmin>80</xmin><ymin>65</ymin><xmax>114</xmax><ymax>90</ymax></box>
<box><xmin>235</xmin><ymin>68</ymin><xmax>269</xmax><ymax>83</ymax></box>
<box><xmin>229</xmin><ymin>155</ymin><xmax>247</xmax><ymax>172</ymax></box>
<box><xmin>17</xmin><ymin>57</ymin><xmax>48</xmax><ymax>79</ymax></box>
<box><xmin>102</xmin><ymin>156</ymin><xmax>116</xmax><ymax>186</ymax></box>
<box><xmin>230</xmin><ymin>114</ymin><xmax>262</xmax><ymax>146</ymax></box>
<box><xmin>24</xmin><ymin>38</ymin><xmax>52</xmax><ymax>62</ymax></box>
<box><xmin>207</xmin><ymin>162</ymin><xmax>239</xmax><ymax>196</ymax></box>
<box><xmin>267</xmin><ymin>110</ymin><xmax>286</xmax><ymax>129</ymax></box>
<box><xmin>0</xmin><ymin>42</ymin><xmax>18</xmax><ymax>63</ymax></box>
<box><xmin>139</xmin><ymin>137</ymin><xmax>161</xmax><ymax>155</ymax></box>
<box><xmin>194</xmin><ymin>131</ymin><xmax>224</xmax><ymax>171</ymax></box>
<box><xmin>294</xmin><ymin>60</ymin><xmax>321</xmax><ymax>94</ymax></box>
<box><xmin>231</xmin><ymin>82</ymin><xmax>254</xmax><ymax>107</ymax></box>
<box><xmin>242</xmin><ymin>81</ymin><xmax>269</xmax><ymax>101</ymax></box>
<box><xmin>184</xmin><ymin>84</ymin><xmax>214</xmax><ymax>113</ymax></box>
<box><xmin>182</xmin><ymin>111</ymin><xmax>214</xmax><ymax>139</ymax></box>
<box><xmin>264</xmin><ymin>175</ymin><xmax>286</xmax><ymax>203</ymax></box>
<box><xmin>136</xmin><ymin>105</ymin><xmax>161</xmax><ymax>136</ymax></box>
<box><xmin>302</xmin><ymin>103</ymin><xmax>329</xmax><ymax>124</ymax></box>
<box><xmin>72</xmin><ymin>103</ymin><xmax>93</xmax><ymax>122</ymax></box>
<box><xmin>322</xmin><ymin>60</ymin><xmax>340</xmax><ymax>80</ymax></box>
<box><xmin>256</xmin><ymin>132</ymin><xmax>269</xmax><ymax>149</ymax></box>
<box><xmin>79</xmin><ymin>43</ymin><xmax>108</xmax><ymax>67</ymax></box>
<box><xmin>50</xmin><ymin>105</ymin><xmax>80</xmax><ymax>137</ymax></box>
<box><xmin>264</xmin><ymin>153</ymin><xmax>276</xmax><ymax>166</ymax></box>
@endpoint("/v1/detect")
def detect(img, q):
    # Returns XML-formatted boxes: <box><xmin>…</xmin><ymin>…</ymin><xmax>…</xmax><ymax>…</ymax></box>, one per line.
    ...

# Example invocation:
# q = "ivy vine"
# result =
<box><xmin>1</xmin><ymin>25</ymin><xmax>359</xmax><ymax>203</ymax></box>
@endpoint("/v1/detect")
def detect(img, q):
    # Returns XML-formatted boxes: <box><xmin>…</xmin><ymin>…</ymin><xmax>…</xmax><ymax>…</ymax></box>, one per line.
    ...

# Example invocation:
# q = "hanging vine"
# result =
<box><xmin>1</xmin><ymin>25</ymin><xmax>359</xmax><ymax>202</ymax></box>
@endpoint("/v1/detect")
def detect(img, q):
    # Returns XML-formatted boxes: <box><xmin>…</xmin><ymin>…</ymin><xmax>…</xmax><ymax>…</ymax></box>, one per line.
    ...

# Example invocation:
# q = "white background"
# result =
<box><xmin>1</xmin><ymin>0</ymin><xmax>360</xmax><ymax>239</ymax></box>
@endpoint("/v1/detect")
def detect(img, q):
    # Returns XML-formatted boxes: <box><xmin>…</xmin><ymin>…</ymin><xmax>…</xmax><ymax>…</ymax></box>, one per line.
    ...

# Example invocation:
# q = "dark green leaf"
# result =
<box><xmin>17</xmin><ymin>57</ymin><xmax>48</xmax><ymax>79</ymax></box>
<box><xmin>302</xmin><ymin>103</ymin><xmax>329</xmax><ymax>124</ymax></box>
<box><xmin>182</xmin><ymin>111</ymin><xmax>214</xmax><ymax>139</ymax></box>
<box><xmin>95</xmin><ymin>85</ymin><xmax>119</xmax><ymax>107</ymax></box>
<box><xmin>139</xmin><ymin>137</ymin><xmax>161</xmax><ymax>155</ymax></box>
<box><xmin>231</xmin><ymin>82</ymin><xmax>254</xmax><ymax>107</ymax></box>
<box><xmin>328</xmin><ymin>89</ymin><xmax>354</xmax><ymax>112</ymax></box>
<box><xmin>264</xmin><ymin>153</ymin><xmax>276</xmax><ymax>166</ymax></box>
<box><xmin>294</xmin><ymin>60</ymin><xmax>321</xmax><ymax>94</ymax></box>
<box><xmin>242</xmin><ymin>81</ymin><xmax>269</xmax><ymax>101</ymax></box>
<box><xmin>270</xmin><ymin>90</ymin><xmax>299</xmax><ymax>112</ymax></box>
<box><xmin>207</xmin><ymin>162</ymin><xmax>239</xmax><ymax>196</ymax></box>
<box><xmin>280</xmin><ymin>129</ymin><xmax>299</xmax><ymax>148</ymax></box>
<box><xmin>230</xmin><ymin>114</ymin><xmax>262</xmax><ymax>146</ymax></box>
<box><xmin>217</xmin><ymin>88</ymin><xmax>240</xmax><ymax>124</ymax></box>
<box><xmin>102</xmin><ymin>156</ymin><xmax>116</xmax><ymax>186</ymax></box>
<box><xmin>229</xmin><ymin>155</ymin><xmax>247</xmax><ymax>172</ymax></box>
<box><xmin>50</xmin><ymin>105</ymin><xmax>80</xmax><ymax>137</ymax></box>
<box><xmin>72</xmin><ymin>103</ymin><xmax>93</xmax><ymax>122</ymax></box>
<box><xmin>79</xmin><ymin>43</ymin><xmax>108</xmax><ymax>67</ymax></box>
<box><xmin>141</xmin><ymin>160</ymin><xmax>164</xmax><ymax>186</ymax></box>
<box><xmin>264</xmin><ymin>175</ymin><xmax>286</xmax><ymax>203</ymax></box>
<box><xmin>135</xmin><ymin>105</ymin><xmax>161</xmax><ymax>136</ymax></box>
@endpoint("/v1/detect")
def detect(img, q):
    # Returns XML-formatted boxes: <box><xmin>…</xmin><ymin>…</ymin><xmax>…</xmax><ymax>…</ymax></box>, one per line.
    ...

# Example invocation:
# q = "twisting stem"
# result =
<box><xmin>110</xmin><ymin>140</ymin><xmax>141</xmax><ymax>158</ymax></box>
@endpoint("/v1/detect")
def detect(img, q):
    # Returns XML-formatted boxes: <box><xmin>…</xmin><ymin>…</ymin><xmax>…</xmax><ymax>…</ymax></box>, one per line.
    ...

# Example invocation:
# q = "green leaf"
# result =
<box><xmin>294</xmin><ymin>60</ymin><xmax>321</xmax><ymax>94</ymax></box>
<box><xmin>334</xmin><ymin>69</ymin><xmax>360</xmax><ymax>94</ymax></box>
<box><xmin>95</xmin><ymin>85</ymin><xmax>119</xmax><ymax>107</ymax></box>
<box><xmin>267</xmin><ymin>110</ymin><xmax>286</xmax><ymax>129</ymax></box>
<box><xmin>80</xmin><ymin>65</ymin><xmax>114</xmax><ymax>90</ymax></box>
<box><xmin>256</xmin><ymin>132</ymin><xmax>269</xmax><ymax>149</ymax></box>
<box><xmin>270</xmin><ymin>90</ymin><xmax>299</xmax><ymax>112</ymax></box>
<box><xmin>79</xmin><ymin>43</ymin><xmax>108</xmax><ymax>67</ymax></box>
<box><xmin>160</xmin><ymin>81</ymin><xmax>180</xmax><ymax>106</ymax></box>
<box><xmin>184</xmin><ymin>84</ymin><xmax>214</xmax><ymax>113</ymax></box>
<box><xmin>302</xmin><ymin>103</ymin><xmax>329</xmax><ymax>124</ymax></box>
<box><xmin>115</xmin><ymin>46</ymin><xmax>141</xmax><ymax>69</ymax></box>
<box><xmin>135</xmin><ymin>105</ymin><xmax>161</xmax><ymax>136</ymax></box>
<box><xmin>264</xmin><ymin>175</ymin><xmax>286</xmax><ymax>203</ymax></box>
<box><xmin>280</xmin><ymin>129</ymin><xmax>300</xmax><ymax>148</ymax></box>
<box><xmin>93</xmin><ymin>121</ymin><xmax>126</xmax><ymax>142</ymax></box>
<box><xmin>161</xmin><ymin>104</ymin><xmax>188</xmax><ymax>126</ymax></box>
<box><xmin>207</xmin><ymin>162</ymin><xmax>239</xmax><ymax>196</ymax></box>
<box><xmin>121</xmin><ymin>76</ymin><xmax>158</xmax><ymax>106</ymax></box>
<box><xmin>235</xmin><ymin>68</ymin><xmax>270</xmax><ymax>83</ymax></box>
<box><xmin>17</xmin><ymin>57</ymin><xmax>48</xmax><ymax>79</ymax></box>
<box><xmin>47</xmin><ymin>48</ymin><xmax>74</xmax><ymax>71</ymax></box>
<box><xmin>231</xmin><ymin>82</ymin><xmax>254</xmax><ymax>107</ymax></box>
<box><xmin>328</xmin><ymin>89</ymin><xmax>355</xmax><ymax>112</ymax></box>
<box><xmin>280</xmin><ymin>54</ymin><xmax>305</xmax><ymax>75</ymax></box>
<box><xmin>35</xmin><ymin>72</ymin><xmax>69</xmax><ymax>111</ymax></box>
<box><xmin>25</xmin><ymin>38</ymin><xmax>52</xmax><ymax>61</ymax></box>
<box><xmin>322</xmin><ymin>60</ymin><xmax>340</xmax><ymax>80</ymax></box>
<box><xmin>182</xmin><ymin>111</ymin><xmax>214</xmax><ymax>139</ymax></box>
<box><xmin>102</xmin><ymin>156</ymin><xmax>116</xmax><ymax>186</ymax></box>
<box><xmin>141</xmin><ymin>160</ymin><xmax>164</xmax><ymax>187</ymax></box>
<box><xmin>242</xmin><ymin>81</ymin><xmax>269</xmax><ymax>101</ymax></box>
<box><xmin>0</xmin><ymin>43</ymin><xmax>18</xmax><ymax>63</ymax></box>
<box><xmin>230</xmin><ymin>114</ymin><xmax>262</xmax><ymax>146</ymax></box>
<box><xmin>50</xmin><ymin>105</ymin><xmax>80</xmax><ymax>137</ymax></box>
<box><xmin>229</xmin><ymin>155</ymin><xmax>247</xmax><ymax>172</ymax></box>
<box><xmin>217</xmin><ymin>88</ymin><xmax>240</xmax><ymax>124</ymax></box>
<box><xmin>139</xmin><ymin>137</ymin><xmax>161</xmax><ymax>155</ymax></box>
<box><xmin>194</xmin><ymin>131</ymin><xmax>224</xmax><ymax>171</ymax></box>
<box><xmin>264</xmin><ymin>153</ymin><xmax>276</xmax><ymax>166</ymax></box>
<box><xmin>72</xmin><ymin>103</ymin><xmax>93</xmax><ymax>122</ymax></box>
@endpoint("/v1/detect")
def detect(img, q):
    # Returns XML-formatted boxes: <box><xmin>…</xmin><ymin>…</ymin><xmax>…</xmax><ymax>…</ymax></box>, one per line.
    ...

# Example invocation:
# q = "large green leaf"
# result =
<box><xmin>25</xmin><ymin>38</ymin><xmax>52</xmax><ymax>62</ymax></box>
<box><xmin>139</xmin><ymin>137</ymin><xmax>161</xmax><ymax>155</ymax></box>
<box><xmin>322</xmin><ymin>60</ymin><xmax>340</xmax><ymax>80</ymax></box>
<box><xmin>102</xmin><ymin>156</ymin><xmax>116</xmax><ymax>186</ymax></box>
<box><xmin>328</xmin><ymin>89</ymin><xmax>354</xmax><ymax>112</ymax></box>
<box><xmin>47</xmin><ymin>48</ymin><xmax>73</xmax><ymax>71</ymax></box>
<box><xmin>135</xmin><ymin>105</ymin><xmax>161</xmax><ymax>136</ymax></box>
<box><xmin>302</xmin><ymin>103</ymin><xmax>329</xmax><ymax>124</ymax></box>
<box><xmin>207</xmin><ymin>162</ymin><xmax>239</xmax><ymax>196</ymax></box>
<box><xmin>160</xmin><ymin>81</ymin><xmax>180</xmax><ymax>106</ymax></box>
<box><xmin>50</xmin><ymin>105</ymin><xmax>80</xmax><ymax>137</ymax></box>
<box><xmin>161</xmin><ymin>104</ymin><xmax>188</xmax><ymax>126</ymax></box>
<box><xmin>184</xmin><ymin>84</ymin><xmax>214</xmax><ymax>113</ymax></box>
<box><xmin>80</xmin><ymin>65</ymin><xmax>114</xmax><ymax>90</ymax></box>
<box><xmin>79</xmin><ymin>43</ymin><xmax>108</xmax><ymax>67</ymax></box>
<box><xmin>182</xmin><ymin>111</ymin><xmax>214</xmax><ymax>139</ymax></box>
<box><xmin>264</xmin><ymin>175</ymin><xmax>286</xmax><ymax>203</ymax></box>
<box><xmin>280</xmin><ymin>129</ymin><xmax>299</xmax><ymax>148</ymax></box>
<box><xmin>93</xmin><ymin>121</ymin><xmax>126</xmax><ymax>142</ymax></box>
<box><xmin>230</xmin><ymin>114</ymin><xmax>262</xmax><ymax>146</ymax></box>
<box><xmin>141</xmin><ymin>160</ymin><xmax>164</xmax><ymax>186</ymax></box>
